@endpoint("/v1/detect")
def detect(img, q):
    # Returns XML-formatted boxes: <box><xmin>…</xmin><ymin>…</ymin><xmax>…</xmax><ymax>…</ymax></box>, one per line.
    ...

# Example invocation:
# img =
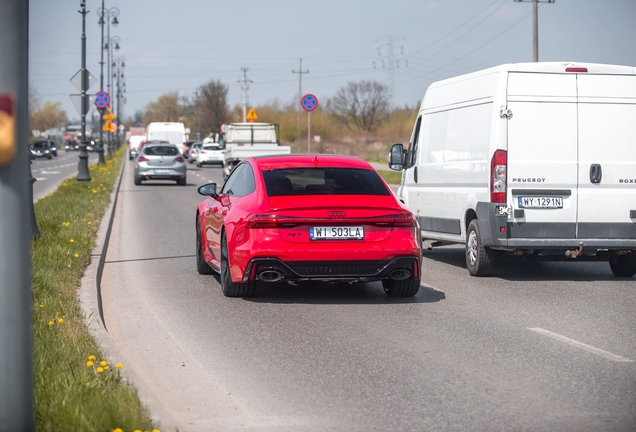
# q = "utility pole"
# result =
<box><xmin>514</xmin><ymin>0</ymin><xmax>555</xmax><ymax>62</ymax></box>
<box><xmin>292</xmin><ymin>58</ymin><xmax>309</xmax><ymax>143</ymax></box>
<box><xmin>77</xmin><ymin>1</ymin><xmax>91</xmax><ymax>181</ymax></box>
<box><xmin>0</xmin><ymin>0</ymin><xmax>34</xmax><ymax>430</ymax></box>
<box><xmin>375</xmin><ymin>35</ymin><xmax>407</xmax><ymax>109</ymax></box>
<box><xmin>238</xmin><ymin>67</ymin><xmax>252</xmax><ymax>122</ymax></box>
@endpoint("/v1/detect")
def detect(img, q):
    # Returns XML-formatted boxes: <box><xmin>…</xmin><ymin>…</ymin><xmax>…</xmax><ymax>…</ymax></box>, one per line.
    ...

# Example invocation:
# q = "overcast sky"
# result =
<box><xmin>30</xmin><ymin>0</ymin><xmax>636</xmax><ymax>123</ymax></box>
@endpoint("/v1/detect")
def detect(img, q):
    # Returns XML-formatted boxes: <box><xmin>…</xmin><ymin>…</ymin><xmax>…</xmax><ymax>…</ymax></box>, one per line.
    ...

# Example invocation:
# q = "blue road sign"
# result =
<box><xmin>301</xmin><ymin>94</ymin><xmax>318</xmax><ymax>112</ymax></box>
<box><xmin>94</xmin><ymin>91</ymin><xmax>110</xmax><ymax>109</ymax></box>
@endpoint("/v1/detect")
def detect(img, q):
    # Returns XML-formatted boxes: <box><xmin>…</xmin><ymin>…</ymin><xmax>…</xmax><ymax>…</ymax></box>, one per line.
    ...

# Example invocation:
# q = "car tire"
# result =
<box><xmin>220</xmin><ymin>232</ymin><xmax>256</xmax><ymax>297</ymax></box>
<box><xmin>47</xmin><ymin>155</ymin><xmax>52</xmax><ymax>160</ymax></box>
<box><xmin>177</xmin><ymin>177</ymin><xmax>186</xmax><ymax>186</ymax></box>
<box><xmin>465</xmin><ymin>219</ymin><xmax>496</xmax><ymax>276</ymax></box>
<box><xmin>196</xmin><ymin>162</ymin><xmax>202</xmax><ymax>168</ymax></box>
<box><xmin>134</xmin><ymin>176</ymin><xmax>142</xmax><ymax>186</ymax></box>
<box><xmin>382</xmin><ymin>275</ymin><xmax>420</xmax><ymax>297</ymax></box>
<box><xmin>609</xmin><ymin>251</ymin><xmax>636</xmax><ymax>277</ymax></box>
<box><xmin>196</xmin><ymin>216</ymin><xmax>214</xmax><ymax>275</ymax></box>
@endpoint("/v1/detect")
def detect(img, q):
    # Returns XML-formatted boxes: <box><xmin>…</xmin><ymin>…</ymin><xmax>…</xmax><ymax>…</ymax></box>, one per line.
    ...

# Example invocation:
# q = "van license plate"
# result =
<box><xmin>310</xmin><ymin>226</ymin><xmax>364</xmax><ymax>240</ymax></box>
<box><xmin>518</xmin><ymin>197</ymin><xmax>563</xmax><ymax>209</ymax></box>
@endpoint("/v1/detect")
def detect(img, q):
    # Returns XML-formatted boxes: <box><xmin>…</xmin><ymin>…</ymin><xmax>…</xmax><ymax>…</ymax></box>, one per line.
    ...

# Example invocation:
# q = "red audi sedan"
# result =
<box><xmin>195</xmin><ymin>155</ymin><xmax>421</xmax><ymax>297</ymax></box>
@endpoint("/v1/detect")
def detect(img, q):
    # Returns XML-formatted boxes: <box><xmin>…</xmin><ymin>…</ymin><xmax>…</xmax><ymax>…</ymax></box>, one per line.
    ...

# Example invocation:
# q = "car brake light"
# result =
<box><xmin>490</xmin><ymin>149</ymin><xmax>507</xmax><ymax>203</ymax></box>
<box><xmin>565</xmin><ymin>67</ymin><xmax>587</xmax><ymax>73</ymax></box>
<box><xmin>247</xmin><ymin>214</ymin><xmax>278</xmax><ymax>228</ymax></box>
<box><xmin>200</xmin><ymin>150</ymin><xmax>207</xmax><ymax>154</ymax></box>
<box><xmin>137</xmin><ymin>156</ymin><xmax>149</xmax><ymax>162</ymax></box>
<box><xmin>391</xmin><ymin>213</ymin><xmax>417</xmax><ymax>227</ymax></box>
<box><xmin>174</xmin><ymin>156</ymin><xmax>184</xmax><ymax>162</ymax></box>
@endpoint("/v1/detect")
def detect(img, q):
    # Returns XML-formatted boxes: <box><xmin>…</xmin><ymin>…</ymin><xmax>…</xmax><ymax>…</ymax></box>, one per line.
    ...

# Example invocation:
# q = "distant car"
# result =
<box><xmin>128</xmin><ymin>135</ymin><xmax>145</xmax><ymax>160</ymax></box>
<box><xmin>30</xmin><ymin>140</ymin><xmax>53</xmax><ymax>159</ymax></box>
<box><xmin>195</xmin><ymin>155</ymin><xmax>422</xmax><ymax>297</ymax></box>
<box><xmin>196</xmin><ymin>143</ymin><xmax>225</xmax><ymax>167</ymax></box>
<box><xmin>134</xmin><ymin>143</ymin><xmax>186</xmax><ymax>186</ymax></box>
<box><xmin>188</xmin><ymin>142</ymin><xmax>202</xmax><ymax>163</ymax></box>
<box><xmin>183</xmin><ymin>140</ymin><xmax>199</xmax><ymax>157</ymax></box>
<box><xmin>33</xmin><ymin>139</ymin><xmax>58</xmax><ymax>157</ymax></box>
<box><xmin>65</xmin><ymin>141</ymin><xmax>79</xmax><ymax>151</ymax></box>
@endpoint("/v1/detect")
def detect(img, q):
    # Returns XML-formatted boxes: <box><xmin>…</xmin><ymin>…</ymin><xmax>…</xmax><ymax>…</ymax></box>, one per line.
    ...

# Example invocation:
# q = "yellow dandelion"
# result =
<box><xmin>97</xmin><ymin>367</ymin><xmax>104</xmax><ymax>373</ymax></box>
<box><xmin>86</xmin><ymin>361</ymin><xmax>93</xmax><ymax>367</ymax></box>
<box><xmin>92</xmin><ymin>189</ymin><xmax>97</xmax><ymax>193</ymax></box>
<box><xmin>116</xmin><ymin>363</ymin><xmax>123</xmax><ymax>369</ymax></box>
<box><xmin>39</xmin><ymin>304</ymin><xmax>44</xmax><ymax>308</ymax></box>
<box><xmin>88</xmin><ymin>221</ymin><xmax>92</xmax><ymax>225</ymax></box>
<box><xmin>69</xmin><ymin>239</ymin><xmax>74</xmax><ymax>243</ymax></box>
<box><xmin>58</xmin><ymin>318</ymin><xmax>64</xmax><ymax>324</ymax></box>
<box><xmin>134</xmin><ymin>429</ymin><xmax>142</xmax><ymax>432</ymax></box>
<box><xmin>114</xmin><ymin>429</ymin><xmax>123</xmax><ymax>432</ymax></box>
<box><xmin>90</xmin><ymin>200</ymin><xmax>94</xmax><ymax>203</ymax></box>
<box><xmin>74</xmin><ymin>253</ymin><xmax>79</xmax><ymax>258</ymax></box>
<box><xmin>100</xmin><ymin>360</ymin><xmax>107</xmax><ymax>367</ymax></box>
<box><xmin>104</xmin><ymin>365</ymin><xmax>109</xmax><ymax>370</ymax></box>
<box><xmin>48</xmin><ymin>321</ymin><xmax>54</xmax><ymax>326</ymax></box>
<box><xmin>67</xmin><ymin>264</ymin><xmax>71</xmax><ymax>268</ymax></box>
<box><xmin>152</xmin><ymin>429</ymin><xmax>161</xmax><ymax>432</ymax></box>
<box><xmin>88</xmin><ymin>355</ymin><xmax>96</xmax><ymax>360</ymax></box>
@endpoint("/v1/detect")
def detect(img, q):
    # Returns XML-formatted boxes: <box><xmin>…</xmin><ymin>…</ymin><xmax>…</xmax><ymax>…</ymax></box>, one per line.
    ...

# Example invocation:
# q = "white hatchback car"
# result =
<box><xmin>196</xmin><ymin>143</ymin><xmax>225</xmax><ymax>167</ymax></box>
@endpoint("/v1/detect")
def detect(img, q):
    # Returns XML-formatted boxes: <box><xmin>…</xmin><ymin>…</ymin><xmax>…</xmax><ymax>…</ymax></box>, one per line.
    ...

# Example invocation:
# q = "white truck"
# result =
<box><xmin>222</xmin><ymin>123</ymin><xmax>290</xmax><ymax>178</ymax></box>
<box><xmin>389</xmin><ymin>62</ymin><xmax>636</xmax><ymax>277</ymax></box>
<box><xmin>146</xmin><ymin>122</ymin><xmax>187</xmax><ymax>155</ymax></box>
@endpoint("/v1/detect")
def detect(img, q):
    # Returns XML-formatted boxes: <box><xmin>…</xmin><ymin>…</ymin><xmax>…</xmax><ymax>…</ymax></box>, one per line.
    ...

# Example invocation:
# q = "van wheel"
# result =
<box><xmin>220</xmin><ymin>232</ymin><xmax>256</xmax><ymax>297</ymax></box>
<box><xmin>466</xmin><ymin>220</ymin><xmax>496</xmax><ymax>276</ymax></box>
<box><xmin>382</xmin><ymin>276</ymin><xmax>420</xmax><ymax>297</ymax></box>
<box><xmin>609</xmin><ymin>251</ymin><xmax>636</xmax><ymax>277</ymax></box>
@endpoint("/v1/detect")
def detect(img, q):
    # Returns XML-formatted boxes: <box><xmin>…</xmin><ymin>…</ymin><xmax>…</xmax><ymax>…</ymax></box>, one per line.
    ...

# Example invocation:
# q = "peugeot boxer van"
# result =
<box><xmin>389</xmin><ymin>62</ymin><xmax>636</xmax><ymax>277</ymax></box>
<box><xmin>146</xmin><ymin>122</ymin><xmax>187</xmax><ymax>155</ymax></box>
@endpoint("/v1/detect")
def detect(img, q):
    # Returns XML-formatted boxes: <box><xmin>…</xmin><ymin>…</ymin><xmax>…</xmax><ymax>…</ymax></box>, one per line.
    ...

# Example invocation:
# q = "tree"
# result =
<box><xmin>327</xmin><ymin>80</ymin><xmax>390</xmax><ymax>133</ymax></box>
<box><xmin>190</xmin><ymin>80</ymin><xmax>229</xmax><ymax>135</ymax></box>
<box><xmin>30</xmin><ymin>101</ymin><xmax>67</xmax><ymax>132</ymax></box>
<box><xmin>142</xmin><ymin>92</ymin><xmax>181</xmax><ymax>124</ymax></box>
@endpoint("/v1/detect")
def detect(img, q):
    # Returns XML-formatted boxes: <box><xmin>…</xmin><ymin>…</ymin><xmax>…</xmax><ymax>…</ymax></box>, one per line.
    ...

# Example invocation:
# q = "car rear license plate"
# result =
<box><xmin>154</xmin><ymin>169</ymin><xmax>170</xmax><ymax>174</ymax></box>
<box><xmin>518</xmin><ymin>196</ymin><xmax>563</xmax><ymax>209</ymax></box>
<box><xmin>310</xmin><ymin>226</ymin><xmax>364</xmax><ymax>240</ymax></box>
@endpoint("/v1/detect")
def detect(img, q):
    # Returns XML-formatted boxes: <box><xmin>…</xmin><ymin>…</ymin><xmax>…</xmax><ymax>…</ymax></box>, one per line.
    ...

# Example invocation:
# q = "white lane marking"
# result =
<box><xmin>528</xmin><ymin>327</ymin><xmax>634</xmax><ymax>363</ymax></box>
<box><xmin>40</xmin><ymin>170</ymin><xmax>61</xmax><ymax>174</ymax></box>
<box><xmin>36</xmin><ymin>177</ymin><xmax>47</xmax><ymax>181</ymax></box>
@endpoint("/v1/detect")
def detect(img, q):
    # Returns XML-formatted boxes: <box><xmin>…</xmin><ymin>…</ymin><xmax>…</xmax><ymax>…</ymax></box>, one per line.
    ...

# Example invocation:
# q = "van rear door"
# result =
<box><xmin>506</xmin><ymin>72</ymin><xmax>579</xmax><ymax>239</ymax></box>
<box><xmin>576</xmin><ymin>74</ymin><xmax>636</xmax><ymax>239</ymax></box>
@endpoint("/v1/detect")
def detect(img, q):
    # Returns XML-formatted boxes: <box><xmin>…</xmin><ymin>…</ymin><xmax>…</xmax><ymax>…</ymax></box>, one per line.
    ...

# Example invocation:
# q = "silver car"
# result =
<box><xmin>188</xmin><ymin>142</ymin><xmax>202</xmax><ymax>163</ymax></box>
<box><xmin>134</xmin><ymin>143</ymin><xmax>187</xmax><ymax>186</ymax></box>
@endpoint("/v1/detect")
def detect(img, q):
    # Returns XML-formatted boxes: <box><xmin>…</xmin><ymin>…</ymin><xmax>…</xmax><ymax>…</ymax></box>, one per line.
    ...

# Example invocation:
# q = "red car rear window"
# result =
<box><xmin>263</xmin><ymin>168</ymin><xmax>390</xmax><ymax>196</ymax></box>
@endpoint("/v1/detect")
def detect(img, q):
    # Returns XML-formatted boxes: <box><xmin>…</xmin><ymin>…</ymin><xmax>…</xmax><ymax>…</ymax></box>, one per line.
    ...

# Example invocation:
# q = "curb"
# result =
<box><xmin>78</xmin><ymin>155</ymin><xmax>183</xmax><ymax>432</ymax></box>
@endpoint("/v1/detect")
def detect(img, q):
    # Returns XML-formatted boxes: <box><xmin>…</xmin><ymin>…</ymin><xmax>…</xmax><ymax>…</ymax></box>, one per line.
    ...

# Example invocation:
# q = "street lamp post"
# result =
<box><xmin>97</xmin><ymin>3</ymin><xmax>119</xmax><ymax>159</ymax></box>
<box><xmin>76</xmin><ymin>1</ymin><xmax>91</xmax><ymax>181</ymax></box>
<box><xmin>112</xmin><ymin>56</ymin><xmax>125</xmax><ymax>148</ymax></box>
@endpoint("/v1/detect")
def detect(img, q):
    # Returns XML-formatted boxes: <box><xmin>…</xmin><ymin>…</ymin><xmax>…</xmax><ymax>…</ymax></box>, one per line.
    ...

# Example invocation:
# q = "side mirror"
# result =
<box><xmin>389</xmin><ymin>143</ymin><xmax>405</xmax><ymax>171</ymax></box>
<box><xmin>197</xmin><ymin>183</ymin><xmax>218</xmax><ymax>198</ymax></box>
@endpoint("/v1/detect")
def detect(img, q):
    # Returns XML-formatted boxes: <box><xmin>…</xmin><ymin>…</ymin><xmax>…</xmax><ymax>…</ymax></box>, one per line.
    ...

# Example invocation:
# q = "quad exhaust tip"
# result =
<box><xmin>258</xmin><ymin>270</ymin><xmax>283</xmax><ymax>283</ymax></box>
<box><xmin>389</xmin><ymin>269</ymin><xmax>411</xmax><ymax>280</ymax></box>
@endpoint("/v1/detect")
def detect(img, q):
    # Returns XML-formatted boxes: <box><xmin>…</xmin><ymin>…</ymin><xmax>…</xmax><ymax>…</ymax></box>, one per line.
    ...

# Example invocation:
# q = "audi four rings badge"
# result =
<box><xmin>327</xmin><ymin>211</ymin><xmax>346</xmax><ymax>217</ymax></box>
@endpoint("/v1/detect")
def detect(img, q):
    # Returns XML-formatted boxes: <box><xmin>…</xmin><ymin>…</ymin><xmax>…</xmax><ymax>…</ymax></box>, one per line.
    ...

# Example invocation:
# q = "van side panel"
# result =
<box><xmin>577</xmin><ymin>74</ymin><xmax>636</xmax><ymax>238</ymax></box>
<box><xmin>506</xmin><ymin>73</ymin><xmax>579</xmax><ymax>239</ymax></box>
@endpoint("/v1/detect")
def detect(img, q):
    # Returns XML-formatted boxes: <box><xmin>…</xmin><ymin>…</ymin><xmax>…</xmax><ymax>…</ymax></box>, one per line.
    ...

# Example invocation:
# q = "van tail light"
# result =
<box><xmin>174</xmin><ymin>156</ymin><xmax>184</xmax><ymax>162</ymax></box>
<box><xmin>490</xmin><ymin>149</ymin><xmax>507</xmax><ymax>203</ymax></box>
<box><xmin>137</xmin><ymin>156</ymin><xmax>149</xmax><ymax>162</ymax></box>
<box><xmin>565</xmin><ymin>67</ymin><xmax>588</xmax><ymax>73</ymax></box>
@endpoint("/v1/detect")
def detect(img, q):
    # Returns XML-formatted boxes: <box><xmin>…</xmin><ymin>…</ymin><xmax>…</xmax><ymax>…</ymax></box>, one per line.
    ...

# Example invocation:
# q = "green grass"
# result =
<box><xmin>32</xmin><ymin>148</ymin><xmax>156</xmax><ymax>432</ymax></box>
<box><xmin>377</xmin><ymin>169</ymin><xmax>403</xmax><ymax>185</ymax></box>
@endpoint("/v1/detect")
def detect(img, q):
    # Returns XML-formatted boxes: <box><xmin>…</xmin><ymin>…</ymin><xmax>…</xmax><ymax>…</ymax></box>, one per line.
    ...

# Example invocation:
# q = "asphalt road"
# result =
<box><xmin>101</xmin><ymin>159</ymin><xmax>636</xmax><ymax>432</ymax></box>
<box><xmin>31</xmin><ymin>150</ymin><xmax>100</xmax><ymax>201</ymax></box>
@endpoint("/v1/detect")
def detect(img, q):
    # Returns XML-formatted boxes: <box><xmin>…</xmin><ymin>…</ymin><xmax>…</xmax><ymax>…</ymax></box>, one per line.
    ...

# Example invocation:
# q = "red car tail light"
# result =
<box><xmin>392</xmin><ymin>213</ymin><xmax>417</xmax><ymax>227</ymax></box>
<box><xmin>137</xmin><ymin>156</ymin><xmax>149</xmax><ymax>162</ymax></box>
<box><xmin>490</xmin><ymin>149</ymin><xmax>507</xmax><ymax>203</ymax></box>
<box><xmin>200</xmin><ymin>150</ymin><xmax>207</xmax><ymax>154</ymax></box>
<box><xmin>247</xmin><ymin>214</ymin><xmax>278</xmax><ymax>228</ymax></box>
<box><xmin>174</xmin><ymin>156</ymin><xmax>185</xmax><ymax>162</ymax></box>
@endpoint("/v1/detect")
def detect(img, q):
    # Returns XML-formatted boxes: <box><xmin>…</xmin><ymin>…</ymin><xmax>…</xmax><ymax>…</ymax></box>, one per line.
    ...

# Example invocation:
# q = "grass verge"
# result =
<box><xmin>32</xmin><ymin>148</ymin><xmax>156</xmax><ymax>432</ymax></box>
<box><xmin>377</xmin><ymin>169</ymin><xmax>403</xmax><ymax>185</ymax></box>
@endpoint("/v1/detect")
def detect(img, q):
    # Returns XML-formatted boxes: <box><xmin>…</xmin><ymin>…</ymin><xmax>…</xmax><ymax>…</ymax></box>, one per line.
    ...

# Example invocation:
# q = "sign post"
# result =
<box><xmin>300</xmin><ymin>94</ymin><xmax>318</xmax><ymax>153</ymax></box>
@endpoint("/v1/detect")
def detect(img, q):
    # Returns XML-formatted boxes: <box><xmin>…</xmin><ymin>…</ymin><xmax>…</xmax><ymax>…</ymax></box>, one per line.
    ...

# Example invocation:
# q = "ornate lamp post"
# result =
<box><xmin>112</xmin><ymin>56</ymin><xmax>125</xmax><ymax>148</ymax></box>
<box><xmin>76</xmin><ymin>1</ymin><xmax>91</xmax><ymax>181</ymax></box>
<box><xmin>97</xmin><ymin>3</ymin><xmax>119</xmax><ymax>160</ymax></box>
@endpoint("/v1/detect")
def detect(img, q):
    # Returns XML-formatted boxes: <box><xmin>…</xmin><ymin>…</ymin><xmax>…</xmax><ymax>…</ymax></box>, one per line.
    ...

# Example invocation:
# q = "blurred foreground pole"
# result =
<box><xmin>0</xmin><ymin>0</ymin><xmax>35</xmax><ymax>431</ymax></box>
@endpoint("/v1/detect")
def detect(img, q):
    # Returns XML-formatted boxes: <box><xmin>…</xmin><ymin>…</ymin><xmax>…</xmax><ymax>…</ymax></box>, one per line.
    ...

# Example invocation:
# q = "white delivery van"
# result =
<box><xmin>145</xmin><ymin>122</ymin><xmax>187</xmax><ymax>155</ymax></box>
<box><xmin>389</xmin><ymin>62</ymin><xmax>636</xmax><ymax>277</ymax></box>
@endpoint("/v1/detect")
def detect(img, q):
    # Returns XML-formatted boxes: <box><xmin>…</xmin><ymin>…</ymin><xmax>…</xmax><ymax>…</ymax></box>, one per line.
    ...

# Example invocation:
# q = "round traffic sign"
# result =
<box><xmin>220</xmin><ymin>123</ymin><xmax>228</xmax><ymax>133</ymax></box>
<box><xmin>94</xmin><ymin>91</ymin><xmax>110</xmax><ymax>109</ymax></box>
<box><xmin>301</xmin><ymin>94</ymin><xmax>318</xmax><ymax>112</ymax></box>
